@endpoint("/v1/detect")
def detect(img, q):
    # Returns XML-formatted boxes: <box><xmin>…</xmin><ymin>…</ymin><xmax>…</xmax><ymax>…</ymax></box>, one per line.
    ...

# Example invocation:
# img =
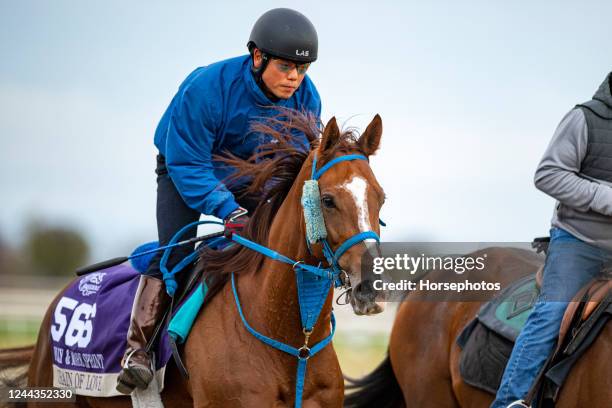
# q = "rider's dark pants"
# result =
<box><xmin>143</xmin><ymin>155</ymin><xmax>200</xmax><ymax>280</ymax></box>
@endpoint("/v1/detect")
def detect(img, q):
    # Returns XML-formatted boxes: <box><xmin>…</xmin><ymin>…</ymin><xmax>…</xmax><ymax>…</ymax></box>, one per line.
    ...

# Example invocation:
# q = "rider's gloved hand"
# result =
<box><xmin>223</xmin><ymin>207</ymin><xmax>249</xmax><ymax>238</ymax></box>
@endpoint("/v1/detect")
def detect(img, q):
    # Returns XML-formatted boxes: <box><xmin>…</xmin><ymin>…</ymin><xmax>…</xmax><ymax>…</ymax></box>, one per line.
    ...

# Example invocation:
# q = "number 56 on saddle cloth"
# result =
<box><xmin>50</xmin><ymin>264</ymin><xmax>173</xmax><ymax>397</ymax></box>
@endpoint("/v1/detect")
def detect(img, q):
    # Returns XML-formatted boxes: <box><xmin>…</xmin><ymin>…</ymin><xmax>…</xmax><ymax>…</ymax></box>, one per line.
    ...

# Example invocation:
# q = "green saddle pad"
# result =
<box><xmin>477</xmin><ymin>274</ymin><xmax>539</xmax><ymax>342</ymax></box>
<box><xmin>456</xmin><ymin>273</ymin><xmax>539</xmax><ymax>394</ymax></box>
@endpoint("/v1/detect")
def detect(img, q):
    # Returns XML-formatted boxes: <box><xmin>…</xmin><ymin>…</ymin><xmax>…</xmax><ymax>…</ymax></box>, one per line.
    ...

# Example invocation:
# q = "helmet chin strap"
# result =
<box><xmin>250</xmin><ymin>53</ymin><xmax>280</xmax><ymax>102</ymax></box>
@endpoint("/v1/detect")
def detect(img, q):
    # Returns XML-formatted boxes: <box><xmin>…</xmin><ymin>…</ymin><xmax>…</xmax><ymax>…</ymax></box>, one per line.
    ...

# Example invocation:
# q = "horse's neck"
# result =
<box><xmin>240</xmin><ymin>179</ymin><xmax>334</xmax><ymax>346</ymax></box>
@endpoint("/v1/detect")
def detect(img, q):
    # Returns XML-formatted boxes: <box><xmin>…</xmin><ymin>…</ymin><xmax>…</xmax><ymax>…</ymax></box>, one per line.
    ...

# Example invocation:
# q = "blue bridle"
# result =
<box><xmin>232</xmin><ymin>152</ymin><xmax>381</xmax><ymax>407</ymax></box>
<box><xmin>160</xmin><ymin>152</ymin><xmax>382</xmax><ymax>408</ymax></box>
<box><xmin>306</xmin><ymin>153</ymin><xmax>381</xmax><ymax>285</ymax></box>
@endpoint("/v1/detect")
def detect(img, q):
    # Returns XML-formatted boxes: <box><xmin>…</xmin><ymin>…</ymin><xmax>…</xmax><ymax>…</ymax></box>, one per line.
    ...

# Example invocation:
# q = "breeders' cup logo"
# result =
<box><xmin>78</xmin><ymin>272</ymin><xmax>106</xmax><ymax>296</ymax></box>
<box><xmin>295</xmin><ymin>49</ymin><xmax>309</xmax><ymax>57</ymax></box>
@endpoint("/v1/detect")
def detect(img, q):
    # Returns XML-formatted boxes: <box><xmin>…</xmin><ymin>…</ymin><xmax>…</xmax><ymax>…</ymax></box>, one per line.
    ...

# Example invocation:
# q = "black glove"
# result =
<box><xmin>223</xmin><ymin>207</ymin><xmax>249</xmax><ymax>237</ymax></box>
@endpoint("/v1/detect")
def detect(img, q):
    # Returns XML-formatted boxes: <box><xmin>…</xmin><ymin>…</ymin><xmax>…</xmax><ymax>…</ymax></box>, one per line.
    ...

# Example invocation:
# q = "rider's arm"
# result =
<box><xmin>164</xmin><ymin>82</ymin><xmax>240</xmax><ymax>220</ymax></box>
<box><xmin>534</xmin><ymin>108</ymin><xmax>612</xmax><ymax>216</ymax></box>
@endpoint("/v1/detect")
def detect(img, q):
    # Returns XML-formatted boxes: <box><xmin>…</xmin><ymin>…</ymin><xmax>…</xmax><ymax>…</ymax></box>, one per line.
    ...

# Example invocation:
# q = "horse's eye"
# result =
<box><xmin>321</xmin><ymin>196</ymin><xmax>336</xmax><ymax>209</ymax></box>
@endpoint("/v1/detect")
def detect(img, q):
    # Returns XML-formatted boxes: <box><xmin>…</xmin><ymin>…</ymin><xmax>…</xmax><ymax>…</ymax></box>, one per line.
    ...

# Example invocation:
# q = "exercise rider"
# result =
<box><xmin>116</xmin><ymin>8</ymin><xmax>322</xmax><ymax>394</ymax></box>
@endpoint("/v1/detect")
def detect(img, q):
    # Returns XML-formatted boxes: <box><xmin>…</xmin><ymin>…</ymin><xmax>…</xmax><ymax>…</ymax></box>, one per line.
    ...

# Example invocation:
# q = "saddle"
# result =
<box><xmin>457</xmin><ymin>244</ymin><xmax>612</xmax><ymax>404</ymax></box>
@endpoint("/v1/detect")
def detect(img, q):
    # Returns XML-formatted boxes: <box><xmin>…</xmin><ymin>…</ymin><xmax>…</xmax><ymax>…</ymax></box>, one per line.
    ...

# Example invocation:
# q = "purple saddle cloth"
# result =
<box><xmin>50</xmin><ymin>263</ymin><xmax>172</xmax><ymax>397</ymax></box>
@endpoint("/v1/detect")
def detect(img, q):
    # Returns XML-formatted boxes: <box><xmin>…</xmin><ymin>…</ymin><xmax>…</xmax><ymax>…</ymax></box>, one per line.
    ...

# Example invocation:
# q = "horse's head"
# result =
<box><xmin>210</xmin><ymin>110</ymin><xmax>386</xmax><ymax>315</ymax></box>
<box><xmin>304</xmin><ymin>115</ymin><xmax>385</xmax><ymax>315</ymax></box>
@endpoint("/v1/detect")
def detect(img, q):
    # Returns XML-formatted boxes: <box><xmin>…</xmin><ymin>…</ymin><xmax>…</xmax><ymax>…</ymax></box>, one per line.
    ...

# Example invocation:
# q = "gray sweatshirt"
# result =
<box><xmin>534</xmin><ymin>108</ymin><xmax>612</xmax><ymax>250</ymax></box>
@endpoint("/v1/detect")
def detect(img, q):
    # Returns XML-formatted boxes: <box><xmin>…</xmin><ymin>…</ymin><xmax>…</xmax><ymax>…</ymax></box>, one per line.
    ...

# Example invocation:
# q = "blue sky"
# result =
<box><xmin>1</xmin><ymin>1</ymin><xmax>611</xmax><ymax>260</ymax></box>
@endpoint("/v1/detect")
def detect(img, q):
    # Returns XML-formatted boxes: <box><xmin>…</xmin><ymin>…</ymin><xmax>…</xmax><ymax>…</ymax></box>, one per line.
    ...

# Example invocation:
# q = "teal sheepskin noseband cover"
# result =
<box><xmin>301</xmin><ymin>179</ymin><xmax>327</xmax><ymax>244</ymax></box>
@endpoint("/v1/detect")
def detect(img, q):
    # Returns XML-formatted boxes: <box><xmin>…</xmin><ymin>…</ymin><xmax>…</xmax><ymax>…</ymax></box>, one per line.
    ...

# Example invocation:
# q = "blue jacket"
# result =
<box><xmin>154</xmin><ymin>55</ymin><xmax>322</xmax><ymax>220</ymax></box>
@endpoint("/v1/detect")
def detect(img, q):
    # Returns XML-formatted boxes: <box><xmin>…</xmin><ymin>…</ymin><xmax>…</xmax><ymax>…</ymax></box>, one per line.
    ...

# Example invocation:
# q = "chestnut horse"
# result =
<box><xmin>344</xmin><ymin>247</ymin><xmax>612</xmax><ymax>408</ymax></box>
<box><xmin>2</xmin><ymin>111</ymin><xmax>386</xmax><ymax>407</ymax></box>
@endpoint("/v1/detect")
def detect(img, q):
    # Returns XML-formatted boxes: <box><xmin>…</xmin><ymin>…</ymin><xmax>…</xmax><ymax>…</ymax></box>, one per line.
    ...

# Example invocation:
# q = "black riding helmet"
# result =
<box><xmin>248</xmin><ymin>8</ymin><xmax>318</xmax><ymax>101</ymax></box>
<box><xmin>247</xmin><ymin>8</ymin><xmax>318</xmax><ymax>64</ymax></box>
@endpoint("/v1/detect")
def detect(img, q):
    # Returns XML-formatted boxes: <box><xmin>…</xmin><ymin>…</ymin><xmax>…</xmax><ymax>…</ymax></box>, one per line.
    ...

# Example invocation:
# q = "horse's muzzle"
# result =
<box><xmin>350</xmin><ymin>280</ymin><xmax>385</xmax><ymax>315</ymax></box>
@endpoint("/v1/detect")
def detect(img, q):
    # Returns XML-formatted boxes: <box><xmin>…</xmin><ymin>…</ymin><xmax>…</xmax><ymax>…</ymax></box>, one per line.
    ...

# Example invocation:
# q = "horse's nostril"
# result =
<box><xmin>354</xmin><ymin>280</ymin><xmax>376</xmax><ymax>301</ymax></box>
<box><xmin>362</xmin><ymin>280</ymin><xmax>375</xmax><ymax>293</ymax></box>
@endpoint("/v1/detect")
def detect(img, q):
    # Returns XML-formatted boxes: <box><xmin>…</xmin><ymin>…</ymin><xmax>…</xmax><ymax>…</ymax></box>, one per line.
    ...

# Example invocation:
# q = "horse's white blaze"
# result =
<box><xmin>341</xmin><ymin>176</ymin><xmax>379</xmax><ymax>258</ymax></box>
<box><xmin>342</xmin><ymin>176</ymin><xmax>371</xmax><ymax>232</ymax></box>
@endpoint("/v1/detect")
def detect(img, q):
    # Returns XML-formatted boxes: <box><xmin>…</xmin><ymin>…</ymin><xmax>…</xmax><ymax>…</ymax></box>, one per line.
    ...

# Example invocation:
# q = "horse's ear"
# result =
<box><xmin>358</xmin><ymin>114</ymin><xmax>382</xmax><ymax>156</ymax></box>
<box><xmin>319</xmin><ymin>117</ymin><xmax>340</xmax><ymax>154</ymax></box>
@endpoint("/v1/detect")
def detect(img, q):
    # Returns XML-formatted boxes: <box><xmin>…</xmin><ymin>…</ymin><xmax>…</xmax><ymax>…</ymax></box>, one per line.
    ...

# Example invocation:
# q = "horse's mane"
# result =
<box><xmin>198</xmin><ymin>108</ymin><xmax>364</xmax><ymax>297</ymax></box>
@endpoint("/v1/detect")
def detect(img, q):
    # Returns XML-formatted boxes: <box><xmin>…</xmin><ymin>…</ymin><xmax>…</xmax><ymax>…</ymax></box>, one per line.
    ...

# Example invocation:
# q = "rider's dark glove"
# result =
<box><xmin>223</xmin><ymin>207</ymin><xmax>249</xmax><ymax>238</ymax></box>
